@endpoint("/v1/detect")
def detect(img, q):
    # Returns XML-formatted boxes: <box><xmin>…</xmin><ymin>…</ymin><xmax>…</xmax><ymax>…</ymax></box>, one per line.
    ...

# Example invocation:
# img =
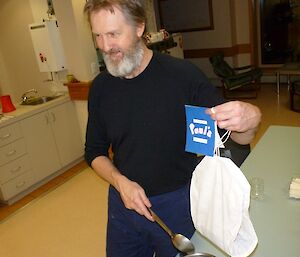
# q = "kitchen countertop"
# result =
<box><xmin>0</xmin><ymin>93</ymin><xmax>71</xmax><ymax>128</ymax></box>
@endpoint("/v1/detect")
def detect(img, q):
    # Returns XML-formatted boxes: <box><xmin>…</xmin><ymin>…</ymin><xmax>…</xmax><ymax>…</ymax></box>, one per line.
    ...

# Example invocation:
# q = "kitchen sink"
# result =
<box><xmin>21</xmin><ymin>95</ymin><xmax>61</xmax><ymax>105</ymax></box>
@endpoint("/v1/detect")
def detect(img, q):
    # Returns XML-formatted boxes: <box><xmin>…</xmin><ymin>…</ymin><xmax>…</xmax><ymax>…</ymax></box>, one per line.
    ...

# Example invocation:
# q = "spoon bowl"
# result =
<box><xmin>149</xmin><ymin>208</ymin><xmax>195</xmax><ymax>254</ymax></box>
<box><xmin>184</xmin><ymin>253</ymin><xmax>216</xmax><ymax>257</ymax></box>
<box><xmin>172</xmin><ymin>233</ymin><xmax>195</xmax><ymax>254</ymax></box>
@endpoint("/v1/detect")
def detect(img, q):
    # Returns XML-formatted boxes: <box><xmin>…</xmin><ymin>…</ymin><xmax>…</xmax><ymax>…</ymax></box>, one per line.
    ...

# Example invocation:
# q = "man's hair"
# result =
<box><xmin>84</xmin><ymin>0</ymin><xmax>146</xmax><ymax>28</ymax></box>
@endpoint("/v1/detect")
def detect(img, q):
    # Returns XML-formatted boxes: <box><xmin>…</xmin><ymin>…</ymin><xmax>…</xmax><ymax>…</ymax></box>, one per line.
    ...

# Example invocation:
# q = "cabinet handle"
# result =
<box><xmin>11</xmin><ymin>166</ymin><xmax>21</xmax><ymax>173</ymax></box>
<box><xmin>45</xmin><ymin>114</ymin><xmax>50</xmax><ymax>124</ymax></box>
<box><xmin>1</xmin><ymin>133</ymin><xmax>11</xmax><ymax>140</ymax></box>
<box><xmin>6</xmin><ymin>149</ymin><xmax>16</xmax><ymax>156</ymax></box>
<box><xmin>16</xmin><ymin>181</ymin><xmax>26</xmax><ymax>188</ymax></box>
<box><xmin>51</xmin><ymin>112</ymin><xmax>56</xmax><ymax>122</ymax></box>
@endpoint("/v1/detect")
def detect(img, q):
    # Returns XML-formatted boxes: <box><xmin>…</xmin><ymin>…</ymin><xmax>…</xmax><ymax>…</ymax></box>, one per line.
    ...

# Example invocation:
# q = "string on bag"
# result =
<box><xmin>214</xmin><ymin>128</ymin><xmax>231</xmax><ymax>157</ymax></box>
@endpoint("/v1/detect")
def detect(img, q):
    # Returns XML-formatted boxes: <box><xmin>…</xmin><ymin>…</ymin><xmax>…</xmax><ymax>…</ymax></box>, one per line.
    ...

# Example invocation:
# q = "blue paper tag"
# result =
<box><xmin>185</xmin><ymin>105</ymin><xmax>215</xmax><ymax>156</ymax></box>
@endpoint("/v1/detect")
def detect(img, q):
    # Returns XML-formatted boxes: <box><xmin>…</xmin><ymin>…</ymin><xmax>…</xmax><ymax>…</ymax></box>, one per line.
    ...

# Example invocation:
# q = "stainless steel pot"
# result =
<box><xmin>184</xmin><ymin>253</ymin><xmax>215</xmax><ymax>257</ymax></box>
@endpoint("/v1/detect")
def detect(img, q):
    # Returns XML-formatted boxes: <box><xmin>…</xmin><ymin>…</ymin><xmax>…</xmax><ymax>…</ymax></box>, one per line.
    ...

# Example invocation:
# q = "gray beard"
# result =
<box><xmin>103</xmin><ymin>40</ymin><xmax>144</xmax><ymax>78</ymax></box>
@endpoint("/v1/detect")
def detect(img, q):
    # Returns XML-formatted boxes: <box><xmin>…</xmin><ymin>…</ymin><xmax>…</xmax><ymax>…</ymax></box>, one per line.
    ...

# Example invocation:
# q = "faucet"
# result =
<box><xmin>21</xmin><ymin>89</ymin><xmax>38</xmax><ymax>102</ymax></box>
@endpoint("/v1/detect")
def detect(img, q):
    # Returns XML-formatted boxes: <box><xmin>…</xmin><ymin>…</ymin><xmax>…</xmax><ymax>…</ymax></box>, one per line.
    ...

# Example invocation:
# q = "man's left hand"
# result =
<box><xmin>206</xmin><ymin>101</ymin><xmax>261</xmax><ymax>144</ymax></box>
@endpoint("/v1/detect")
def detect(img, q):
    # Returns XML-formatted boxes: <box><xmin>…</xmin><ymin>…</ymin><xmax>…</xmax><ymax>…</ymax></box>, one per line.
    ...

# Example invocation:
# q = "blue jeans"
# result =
<box><xmin>106</xmin><ymin>184</ymin><xmax>195</xmax><ymax>257</ymax></box>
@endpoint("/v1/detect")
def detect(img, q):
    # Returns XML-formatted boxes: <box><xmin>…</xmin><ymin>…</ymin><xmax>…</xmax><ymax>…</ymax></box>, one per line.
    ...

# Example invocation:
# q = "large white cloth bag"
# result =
<box><xmin>190</xmin><ymin>155</ymin><xmax>258</xmax><ymax>257</ymax></box>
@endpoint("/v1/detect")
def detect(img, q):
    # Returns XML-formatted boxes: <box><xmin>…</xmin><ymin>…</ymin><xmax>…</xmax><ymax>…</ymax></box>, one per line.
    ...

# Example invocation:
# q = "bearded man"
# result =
<box><xmin>84</xmin><ymin>1</ymin><xmax>261</xmax><ymax>257</ymax></box>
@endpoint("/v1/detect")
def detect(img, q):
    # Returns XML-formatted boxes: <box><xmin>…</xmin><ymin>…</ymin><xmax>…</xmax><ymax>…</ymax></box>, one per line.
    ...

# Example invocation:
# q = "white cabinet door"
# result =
<box><xmin>49</xmin><ymin>101</ymin><xmax>84</xmax><ymax>167</ymax></box>
<box><xmin>20</xmin><ymin>110</ymin><xmax>61</xmax><ymax>182</ymax></box>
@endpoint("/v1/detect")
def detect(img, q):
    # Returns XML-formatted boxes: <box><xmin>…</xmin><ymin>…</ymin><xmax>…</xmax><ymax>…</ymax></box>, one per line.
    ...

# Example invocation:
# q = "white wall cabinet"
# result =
<box><xmin>0</xmin><ymin>123</ymin><xmax>34</xmax><ymax>201</ymax></box>
<box><xmin>20</xmin><ymin>101</ymin><xmax>83</xmax><ymax>183</ymax></box>
<box><xmin>49</xmin><ymin>101</ymin><xmax>83</xmax><ymax>167</ymax></box>
<box><xmin>0</xmin><ymin>99</ymin><xmax>83</xmax><ymax>203</ymax></box>
<box><xmin>20</xmin><ymin>109</ymin><xmax>62</xmax><ymax>182</ymax></box>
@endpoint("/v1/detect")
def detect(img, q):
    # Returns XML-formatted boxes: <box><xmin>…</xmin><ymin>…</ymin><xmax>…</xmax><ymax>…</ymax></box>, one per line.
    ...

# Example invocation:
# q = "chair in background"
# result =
<box><xmin>290</xmin><ymin>81</ymin><xmax>300</xmax><ymax>112</ymax></box>
<box><xmin>209</xmin><ymin>52</ymin><xmax>262</xmax><ymax>99</ymax></box>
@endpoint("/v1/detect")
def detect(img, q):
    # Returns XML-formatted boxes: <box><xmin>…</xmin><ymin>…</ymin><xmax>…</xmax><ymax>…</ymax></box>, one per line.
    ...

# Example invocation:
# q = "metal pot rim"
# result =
<box><xmin>184</xmin><ymin>253</ymin><xmax>215</xmax><ymax>257</ymax></box>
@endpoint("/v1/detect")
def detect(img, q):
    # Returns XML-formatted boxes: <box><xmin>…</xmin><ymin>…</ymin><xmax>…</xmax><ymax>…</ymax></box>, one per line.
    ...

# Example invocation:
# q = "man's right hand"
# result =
<box><xmin>113</xmin><ymin>173</ymin><xmax>154</xmax><ymax>221</ymax></box>
<box><xmin>91</xmin><ymin>156</ymin><xmax>154</xmax><ymax>221</ymax></box>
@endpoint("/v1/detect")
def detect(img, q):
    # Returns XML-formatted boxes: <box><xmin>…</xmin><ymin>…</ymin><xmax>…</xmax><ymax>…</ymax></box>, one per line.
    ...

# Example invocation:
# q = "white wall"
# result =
<box><xmin>0</xmin><ymin>48</ymin><xmax>10</xmax><ymax>96</ymax></box>
<box><xmin>29</xmin><ymin>0</ymin><xmax>48</xmax><ymax>22</ymax></box>
<box><xmin>145</xmin><ymin>0</ymin><xmax>157</xmax><ymax>32</ymax></box>
<box><xmin>51</xmin><ymin>0</ymin><xmax>99</xmax><ymax>143</ymax></box>
<box><xmin>0</xmin><ymin>0</ymin><xmax>49</xmax><ymax>103</ymax></box>
<box><xmin>52</xmin><ymin>0</ymin><xmax>98</xmax><ymax>82</ymax></box>
<box><xmin>182</xmin><ymin>0</ymin><xmax>232</xmax><ymax>49</ymax></box>
<box><xmin>232</xmin><ymin>0</ymin><xmax>251</xmax><ymax>67</ymax></box>
<box><xmin>0</xmin><ymin>0</ymin><xmax>98</xmax><ymax>142</ymax></box>
<box><xmin>0</xmin><ymin>0</ymin><xmax>73</xmax><ymax>105</ymax></box>
<box><xmin>182</xmin><ymin>0</ymin><xmax>233</xmax><ymax>79</ymax></box>
<box><xmin>234</xmin><ymin>0</ymin><xmax>250</xmax><ymax>44</ymax></box>
<box><xmin>181</xmin><ymin>0</ymin><xmax>252</xmax><ymax>81</ymax></box>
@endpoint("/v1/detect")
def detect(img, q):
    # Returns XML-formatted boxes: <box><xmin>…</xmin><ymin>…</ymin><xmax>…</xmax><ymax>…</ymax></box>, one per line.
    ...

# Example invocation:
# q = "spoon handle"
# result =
<box><xmin>148</xmin><ymin>208</ymin><xmax>174</xmax><ymax>238</ymax></box>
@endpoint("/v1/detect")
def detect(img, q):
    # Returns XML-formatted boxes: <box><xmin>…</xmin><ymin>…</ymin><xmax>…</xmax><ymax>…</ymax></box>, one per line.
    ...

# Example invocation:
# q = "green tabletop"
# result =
<box><xmin>190</xmin><ymin>125</ymin><xmax>300</xmax><ymax>257</ymax></box>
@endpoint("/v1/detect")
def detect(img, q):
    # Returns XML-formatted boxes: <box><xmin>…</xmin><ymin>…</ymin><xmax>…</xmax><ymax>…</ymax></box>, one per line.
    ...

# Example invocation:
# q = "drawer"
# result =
<box><xmin>0</xmin><ymin>122</ymin><xmax>22</xmax><ymax>147</ymax></box>
<box><xmin>0</xmin><ymin>138</ymin><xmax>27</xmax><ymax>166</ymax></box>
<box><xmin>0</xmin><ymin>170</ymin><xmax>34</xmax><ymax>201</ymax></box>
<box><xmin>0</xmin><ymin>155</ymin><xmax>31</xmax><ymax>184</ymax></box>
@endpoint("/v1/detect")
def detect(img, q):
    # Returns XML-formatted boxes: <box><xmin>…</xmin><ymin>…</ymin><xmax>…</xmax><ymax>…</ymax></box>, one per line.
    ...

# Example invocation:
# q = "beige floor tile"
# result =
<box><xmin>0</xmin><ymin>195</ymin><xmax>35</xmax><ymax>221</ymax></box>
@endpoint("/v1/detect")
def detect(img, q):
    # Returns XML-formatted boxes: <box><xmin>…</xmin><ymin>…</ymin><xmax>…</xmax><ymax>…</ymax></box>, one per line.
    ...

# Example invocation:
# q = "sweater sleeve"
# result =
<box><xmin>84</xmin><ymin>80</ymin><xmax>110</xmax><ymax>166</ymax></box>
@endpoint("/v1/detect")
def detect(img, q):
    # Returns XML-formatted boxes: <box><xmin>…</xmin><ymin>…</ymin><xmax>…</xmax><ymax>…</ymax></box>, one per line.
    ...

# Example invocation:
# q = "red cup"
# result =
<box><xmin>1</xmin><ymin>95</ymin><xmax>16</xmax><ymax>113</ymax></box>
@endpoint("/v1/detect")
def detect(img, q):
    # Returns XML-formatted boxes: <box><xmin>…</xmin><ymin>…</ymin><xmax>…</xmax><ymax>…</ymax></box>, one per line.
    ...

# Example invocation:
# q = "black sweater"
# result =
<box><xmin>85</xmin><ymin>52</ymin><xmax>224</xmax><ymax>196</ymax></box>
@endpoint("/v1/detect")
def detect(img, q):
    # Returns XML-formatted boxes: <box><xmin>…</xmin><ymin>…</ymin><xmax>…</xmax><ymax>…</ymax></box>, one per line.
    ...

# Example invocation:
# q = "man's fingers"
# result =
<box><xmin>118</xmin><ymin>179</ymin><xmax>154</xmax><ymax>221</ymax></box>
<box><xmin>138</xmin><ymin>192</ymin><xmax>154</xmax><ymax>221</ymax></box>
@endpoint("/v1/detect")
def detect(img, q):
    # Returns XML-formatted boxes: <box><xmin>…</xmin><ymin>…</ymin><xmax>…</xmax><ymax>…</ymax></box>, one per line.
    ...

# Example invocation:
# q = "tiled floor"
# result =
<box><xmin>0</xmin><ymin>160</ymin><xmax>88</xmax><ymax>221</ymax></box>
<box><xmin>244</xmin><ymin>83</ymin><xmax>300</xmax><ymax>147</ymax></box>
